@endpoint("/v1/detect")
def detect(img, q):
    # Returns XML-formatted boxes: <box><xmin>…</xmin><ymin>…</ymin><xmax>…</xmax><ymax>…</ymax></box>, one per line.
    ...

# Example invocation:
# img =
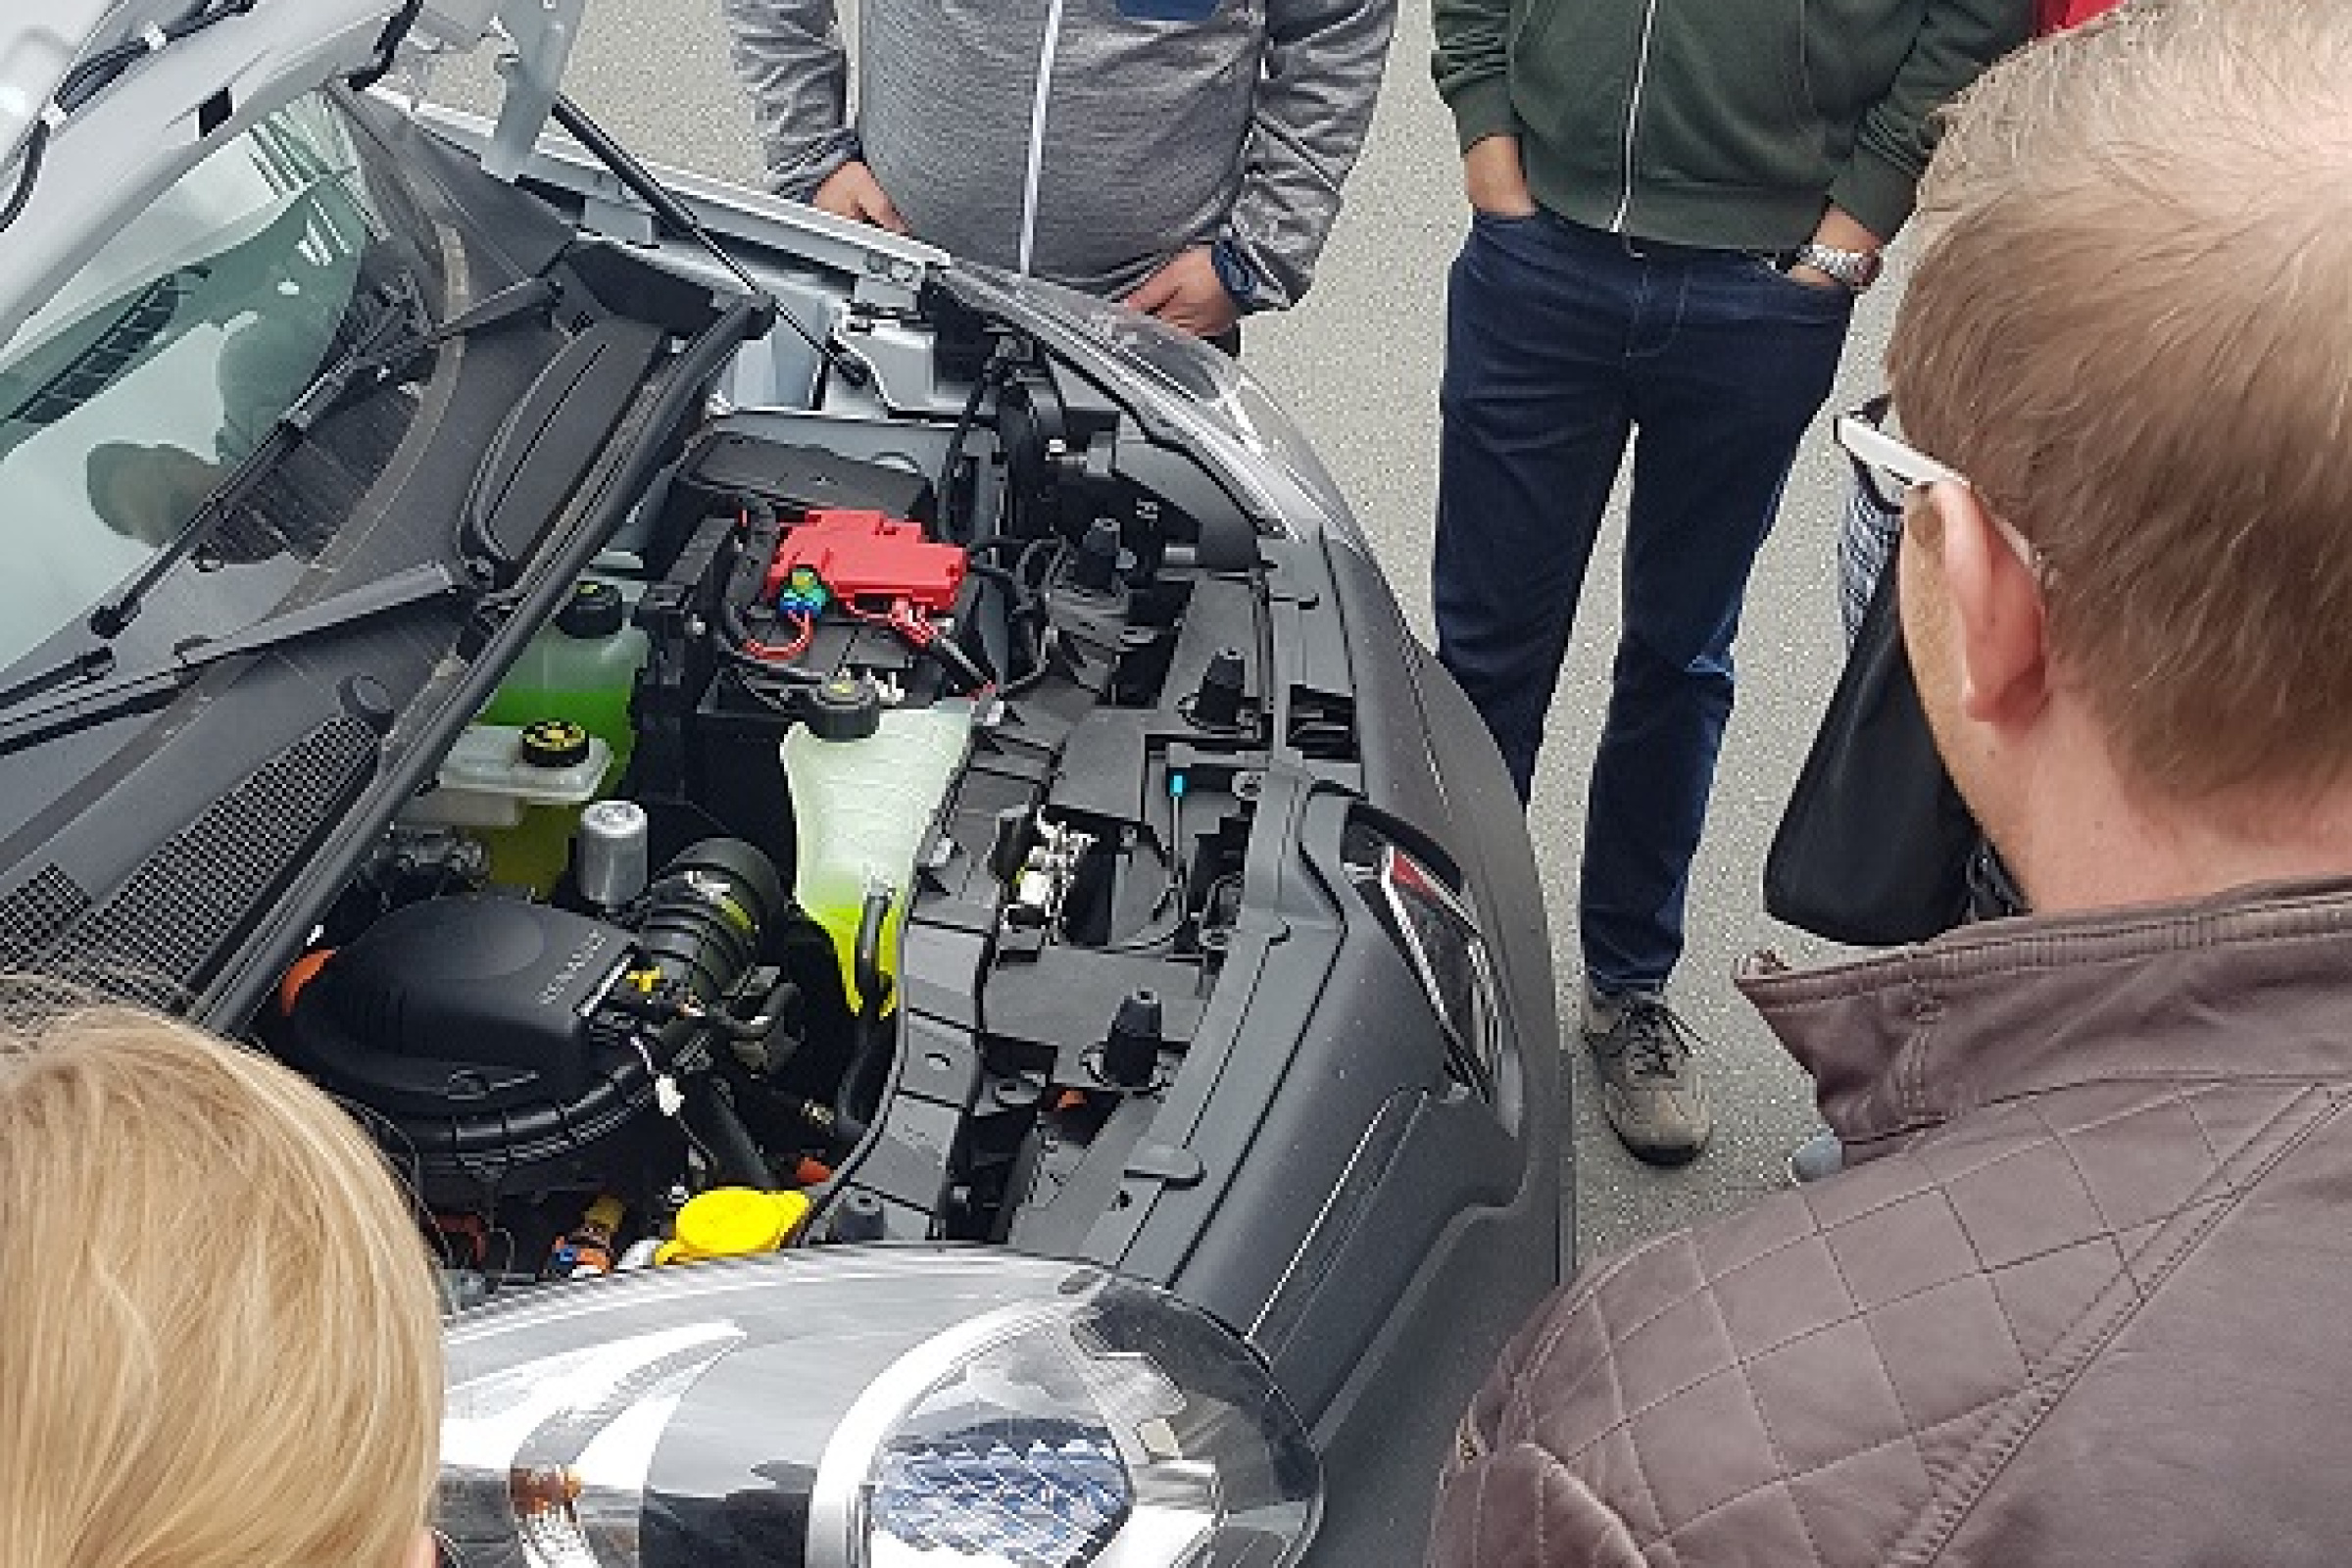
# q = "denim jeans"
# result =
<box><xmin>1434</xmin><ymin>211</ymin><xmax>1852</xmax><ymax>997</ymax></box>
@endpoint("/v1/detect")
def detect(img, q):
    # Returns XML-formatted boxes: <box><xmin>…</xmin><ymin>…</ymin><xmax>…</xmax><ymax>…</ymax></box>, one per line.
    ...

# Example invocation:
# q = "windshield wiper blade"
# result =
<box><xmin>86</xmin><ymin>273</ymin><xmax>560</xmax><ymax>640</ymax></box>
<box><xmin>0</xmin><ymin>560</ymin><xmax>463</xmax><ymax>757</ymax></box>
<box><xmin>0</xmin><ymin>644</ymin><xmax>117</xmax><ymax>716</ymax></box>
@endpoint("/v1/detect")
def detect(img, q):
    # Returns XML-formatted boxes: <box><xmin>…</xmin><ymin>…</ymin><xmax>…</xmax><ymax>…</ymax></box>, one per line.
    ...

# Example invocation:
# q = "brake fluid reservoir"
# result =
<box><xmin>781</xmin><ymin>687</ymin><xmax>974</xmax><ymax>1015</ymax></box>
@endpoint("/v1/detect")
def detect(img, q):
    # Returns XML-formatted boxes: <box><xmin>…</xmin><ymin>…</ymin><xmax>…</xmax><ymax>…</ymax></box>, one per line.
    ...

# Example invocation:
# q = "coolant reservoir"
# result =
<box><xmin>781</xmin><ymin>689</ymin><xmax>974</xmax><ymax>1014</ymax></box>
<box><xmin>480</xmin><ymin>579</ymin><xmax>649</xmax><ymax>779</ymax></box>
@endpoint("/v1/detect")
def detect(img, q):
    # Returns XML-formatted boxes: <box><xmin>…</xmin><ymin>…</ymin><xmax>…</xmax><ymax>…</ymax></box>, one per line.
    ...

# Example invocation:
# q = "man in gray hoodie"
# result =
<box><xmin>723</xmin><ymin>0</ymin><xmax>1396</xmax><ymax>340</ymax></box>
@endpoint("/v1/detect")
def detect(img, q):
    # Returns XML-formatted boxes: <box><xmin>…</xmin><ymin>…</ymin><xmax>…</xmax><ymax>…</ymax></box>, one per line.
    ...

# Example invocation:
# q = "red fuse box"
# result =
<box><xmin>762</xmin><ymin>509</ymin><xmax>967</xmax><ymax>612</ymax></box>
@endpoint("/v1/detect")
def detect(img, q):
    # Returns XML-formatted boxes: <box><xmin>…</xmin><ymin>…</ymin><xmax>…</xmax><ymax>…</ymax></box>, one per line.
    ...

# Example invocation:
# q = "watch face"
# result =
<box><xmin>1211</xmin><ymin>243</ymin><xmax>1257</xmax><ymax>303</ymax></box>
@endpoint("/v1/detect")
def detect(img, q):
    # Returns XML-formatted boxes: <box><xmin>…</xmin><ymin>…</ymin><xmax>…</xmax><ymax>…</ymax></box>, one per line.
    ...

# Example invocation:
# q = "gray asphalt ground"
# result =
<box><xmin>463</xmin><ymin>0</ymin><xmax>1893</xmax><ymax>1266</ymax></box>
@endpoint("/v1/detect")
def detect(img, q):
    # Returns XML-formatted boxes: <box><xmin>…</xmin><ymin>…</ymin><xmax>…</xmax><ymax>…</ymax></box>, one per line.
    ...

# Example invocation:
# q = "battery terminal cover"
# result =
<box><xmin>761</xmin><ymin>509</ymin><xmax>967</xmax><ymax>614</ymax></box>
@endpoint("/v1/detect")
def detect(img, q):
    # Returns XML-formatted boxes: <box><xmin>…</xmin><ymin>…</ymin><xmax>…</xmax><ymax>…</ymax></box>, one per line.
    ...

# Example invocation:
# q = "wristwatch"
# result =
<box><xmin>1209</xmin><ymin>237</ymin><xmax>1263</xmax><ymax>314</ymax></box>
<box><xmin>1791</xmin><ymin>241</ymin><xmax>1883</xmax><ymax>293</ymax></box>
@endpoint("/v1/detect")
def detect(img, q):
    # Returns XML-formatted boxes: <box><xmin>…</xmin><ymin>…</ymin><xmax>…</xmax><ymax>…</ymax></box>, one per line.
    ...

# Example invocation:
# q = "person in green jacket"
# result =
<box><xmin>1429</xmin><ymin>0</ymin><xmax>2029</xmax><ymax>1165</ymax></box>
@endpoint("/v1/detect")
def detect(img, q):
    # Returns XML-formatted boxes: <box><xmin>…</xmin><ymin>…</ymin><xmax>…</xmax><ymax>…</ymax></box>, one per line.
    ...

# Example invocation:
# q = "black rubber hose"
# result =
<box><xmin>680</xmin><ymin>1076</ymin><xmax>773</xmax><ymax>1189</ymax></box>
<box><xmin>921</xmin><ymin>631</ymin><xmax>993</xmax><ymax>694</ymax></box>
<box><xmin>936</xmin><ymin>363</ymin><xmax>997</xmax><ymax>543</ymax></box>
<box><xmin>853</xmin><ymin>886</ymin><xmax>894</xmax><ymax>1020</ymax></box>
<box><xmin>828</xmin><ymin>887</ymin><xmax>900</xmax><ymax>1146</ymax></box>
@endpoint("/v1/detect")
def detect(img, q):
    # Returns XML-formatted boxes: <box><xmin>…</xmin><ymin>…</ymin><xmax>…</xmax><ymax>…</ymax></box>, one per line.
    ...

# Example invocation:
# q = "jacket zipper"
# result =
<box><xmin>1017</xmin><ymin>0</ymin><xmax>1068</xmax><ymax>276</ymax></box>
<box><xmin>1608</xmin><ymin>0</ymin><xmax>1663</xmax><ymax>231</ymax></box>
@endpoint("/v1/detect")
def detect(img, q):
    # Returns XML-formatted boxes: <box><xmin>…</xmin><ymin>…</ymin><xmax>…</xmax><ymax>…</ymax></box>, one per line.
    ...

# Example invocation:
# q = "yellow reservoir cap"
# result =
<box><xmin>656</xmin><ymin>1188</ymin><xmax>810</xmax><ymax>1264</ymax></box>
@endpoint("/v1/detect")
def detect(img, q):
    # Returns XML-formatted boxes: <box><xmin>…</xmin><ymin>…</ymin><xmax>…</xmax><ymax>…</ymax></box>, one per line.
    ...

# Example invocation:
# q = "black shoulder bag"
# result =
<box><xmin>1763</xmin><ymin>541</ymin><xmax>1981</xmax><ymax>945</ymax></box>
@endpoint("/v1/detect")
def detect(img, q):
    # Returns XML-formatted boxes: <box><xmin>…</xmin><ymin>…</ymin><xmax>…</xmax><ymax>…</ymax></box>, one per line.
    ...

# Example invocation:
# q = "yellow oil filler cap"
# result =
<box><xmin>656</xmin><ymin>1187</ymin><xmax>810</xmax><ymax>1264</ymax></box>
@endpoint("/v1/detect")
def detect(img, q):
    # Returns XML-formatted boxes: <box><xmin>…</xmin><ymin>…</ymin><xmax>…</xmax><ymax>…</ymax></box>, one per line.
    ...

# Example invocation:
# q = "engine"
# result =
<box><xmin>266</xmin><ymin>350</ymin><xmax>1308</xmax><ymax>1298</ymax></box>
<box><xmin>282</xmin><ymin>839</ymin><xmax>789</xmax><ymax>1210</ymax></box>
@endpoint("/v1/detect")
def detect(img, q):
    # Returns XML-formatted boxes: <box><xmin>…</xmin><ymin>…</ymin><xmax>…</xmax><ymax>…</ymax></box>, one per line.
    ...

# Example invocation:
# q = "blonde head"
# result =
<box><xmin>0</xmin><ymin>1004</ymin><xmax>441</xmax><ymax>1568</ymax></box>
<box><xmin>1888</xmin><ymin>0</ymin><xmax>2352</xmax><ymax>805</ymax></box>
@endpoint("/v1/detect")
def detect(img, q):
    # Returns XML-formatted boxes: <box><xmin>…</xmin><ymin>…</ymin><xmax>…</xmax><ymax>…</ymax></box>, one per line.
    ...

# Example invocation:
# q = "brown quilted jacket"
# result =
<box><xmin>1429</xmin><ymin>878</ymin><xmax>2352</xmax><ymax>1567</ymax></box>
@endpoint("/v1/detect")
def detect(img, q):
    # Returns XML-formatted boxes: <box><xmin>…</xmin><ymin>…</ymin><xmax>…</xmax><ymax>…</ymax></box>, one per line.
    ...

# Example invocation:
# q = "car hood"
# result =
<box><xmin>0</xmin><ymin>2</ymin><xmax>386</xmax><ymax>167</ymax></box>
<box><xmin>0</xmin><ymin>2</ymin><xmax>567</xmax><ymax>352</ymax></box>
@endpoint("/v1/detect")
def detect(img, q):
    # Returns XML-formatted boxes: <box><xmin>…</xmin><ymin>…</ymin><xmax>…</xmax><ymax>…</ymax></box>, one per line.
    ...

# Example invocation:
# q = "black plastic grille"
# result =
<box><xmin>0</xmin><ymin>864</ymin><xmax>93</xmax><ymax>971</ymax></box>
<box><xmin>45</xmin><ymin>715</ymin><xmax>379</xmax><ymax>1004</ymax></box>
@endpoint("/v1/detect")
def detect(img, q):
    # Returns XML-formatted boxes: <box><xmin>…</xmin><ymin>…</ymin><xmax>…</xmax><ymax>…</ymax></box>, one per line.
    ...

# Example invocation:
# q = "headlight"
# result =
<box><xmin>1344</xmin><ymin>824</ymin><xmax>1502</xmax><ymax>1106</ymax></box>
<box><xmin>436</xmin><ymin>1249</ymin><xmax>1320</xmax><ymax>1568</ymax></box>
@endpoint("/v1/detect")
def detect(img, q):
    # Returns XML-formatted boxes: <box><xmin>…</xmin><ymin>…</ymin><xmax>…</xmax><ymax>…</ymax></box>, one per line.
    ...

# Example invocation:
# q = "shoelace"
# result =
<box><xmin>1613</xmin><ymin>1000</ymin><xmax>1696</xmax><ymax>1085</ymax></box>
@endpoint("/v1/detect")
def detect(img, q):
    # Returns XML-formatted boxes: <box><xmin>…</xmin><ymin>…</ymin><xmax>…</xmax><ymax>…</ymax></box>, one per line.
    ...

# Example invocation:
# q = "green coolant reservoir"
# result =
<box><xmin>480</xmin><ymin>580</ymin><xmax>649</xmax><ymax>775</ymax></box>
<box><xmin>476</xmin><ymin>579</ymin><xmax>650</xmax><ymax>892</ymax></box>
<box><xmin>781</xmin><ymin>690</ymin><xmax>975</xmax><ymax>1015</ymax></box>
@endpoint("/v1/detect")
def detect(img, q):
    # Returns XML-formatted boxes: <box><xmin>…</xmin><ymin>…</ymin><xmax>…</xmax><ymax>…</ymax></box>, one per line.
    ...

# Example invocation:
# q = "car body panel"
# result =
<box><xmin>0</xmin><ymin>16</ymin><xmax>1564</xmax><ymax>1566</ymax></box>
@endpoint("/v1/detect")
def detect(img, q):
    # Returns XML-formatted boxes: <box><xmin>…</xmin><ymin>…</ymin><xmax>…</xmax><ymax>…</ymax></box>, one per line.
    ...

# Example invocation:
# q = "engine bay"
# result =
<box><xmin>259</xmin><ymin>327</ymin><xmax>1341</xmax><ymax>1300</ymax></box>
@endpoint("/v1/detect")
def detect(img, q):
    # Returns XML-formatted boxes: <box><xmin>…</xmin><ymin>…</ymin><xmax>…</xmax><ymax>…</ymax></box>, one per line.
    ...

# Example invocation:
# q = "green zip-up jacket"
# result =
<box><xmin>1433</xmin><ymin>0</ymin><xmax>2031</xmax><ymax>248</ymax></box>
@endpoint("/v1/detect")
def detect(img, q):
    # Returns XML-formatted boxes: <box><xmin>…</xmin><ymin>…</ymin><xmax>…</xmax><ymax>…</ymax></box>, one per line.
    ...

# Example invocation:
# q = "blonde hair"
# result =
<box><xmin>0</xmin><ymin>1004</ymin><xmax>441</xmax><ymax>1568</ymax></box>
<box><xmin>1888</xmin><ymin>0</ymin><xmax>2352</xmax><ymax>803</ymax></box>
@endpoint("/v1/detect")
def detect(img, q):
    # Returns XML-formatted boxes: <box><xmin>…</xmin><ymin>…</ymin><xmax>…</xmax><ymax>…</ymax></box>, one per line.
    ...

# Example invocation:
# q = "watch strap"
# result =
<box><xmin>1792</xmin><ymin>241</ymin><xmax>1881</xmax><ymax>292</ymax></box>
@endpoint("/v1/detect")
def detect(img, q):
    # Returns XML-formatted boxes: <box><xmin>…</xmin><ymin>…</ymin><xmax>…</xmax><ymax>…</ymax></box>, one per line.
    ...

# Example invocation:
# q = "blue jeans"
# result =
<box><xmin>1434</xmin><ymin>211</ymin><xmax>1851</xmax><ymax>997</ymax></box>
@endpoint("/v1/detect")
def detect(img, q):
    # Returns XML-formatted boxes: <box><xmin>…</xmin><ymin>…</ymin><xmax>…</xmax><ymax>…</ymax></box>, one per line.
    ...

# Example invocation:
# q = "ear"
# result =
<box><xmin>1926</xmin><ymin>482</ymin><xmax>2047</xmax><ymax>727</ymax></box>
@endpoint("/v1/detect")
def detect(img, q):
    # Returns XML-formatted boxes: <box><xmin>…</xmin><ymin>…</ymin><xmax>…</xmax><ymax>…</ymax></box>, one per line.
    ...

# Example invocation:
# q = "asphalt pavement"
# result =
<box><xmin>466</xmin><ymin>0</ymin><xmax>1895</xmax><ymax>1265</ymax></box>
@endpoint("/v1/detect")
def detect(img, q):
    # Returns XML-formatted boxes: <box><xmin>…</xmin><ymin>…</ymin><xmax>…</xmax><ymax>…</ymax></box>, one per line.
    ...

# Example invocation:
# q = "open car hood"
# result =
<box><xmin>0</xmin><ymin>0</ymin><xmax>583</xmax><ymax>354</ymax></box>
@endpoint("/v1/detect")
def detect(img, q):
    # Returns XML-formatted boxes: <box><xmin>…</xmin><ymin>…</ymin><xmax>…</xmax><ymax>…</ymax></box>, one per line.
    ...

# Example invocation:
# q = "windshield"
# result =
<box><xmin>0</xmin><ymin>92</ymin><xmax>423</xmax><ymax>673</ymax></box>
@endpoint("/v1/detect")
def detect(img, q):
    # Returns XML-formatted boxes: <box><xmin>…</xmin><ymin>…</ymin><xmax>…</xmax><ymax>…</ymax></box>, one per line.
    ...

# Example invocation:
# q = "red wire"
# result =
<box><xmin>744</xmin><ymin>609</ymin><xmax>815</xmax><ymax>662</ymax></box>
<box><xmin>839</xmin><ymin>597</ymin><xmax>937</xmax><ymax>648</ymax></box>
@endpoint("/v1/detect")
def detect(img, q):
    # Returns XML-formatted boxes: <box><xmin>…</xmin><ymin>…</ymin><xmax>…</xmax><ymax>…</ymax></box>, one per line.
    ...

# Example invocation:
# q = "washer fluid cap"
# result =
<box><xmin>518</xmin><ymin>717</ymin><xmax>593</xmax><ymax>768</ymax></box>
<box><xmin>804</xmin><ymin>675</ymin><xmax>883</xmax><ymax>741</ymax></box>
<box><xmin>555</xmin><ymin>579</ymin><xmax>627</xmax><ymax>639</ymax></box>
<box><xmin>661</xmin><ymin>1187</ymin><xmax>810</xmax><ymax>1262</ymax></box>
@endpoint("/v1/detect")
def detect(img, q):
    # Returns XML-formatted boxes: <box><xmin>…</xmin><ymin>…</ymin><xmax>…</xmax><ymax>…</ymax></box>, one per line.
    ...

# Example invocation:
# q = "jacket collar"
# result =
<box><xmin>1738</xmin><ymin>878</ymin><xmax>2352</xmax><ymax>1161</ymax></box>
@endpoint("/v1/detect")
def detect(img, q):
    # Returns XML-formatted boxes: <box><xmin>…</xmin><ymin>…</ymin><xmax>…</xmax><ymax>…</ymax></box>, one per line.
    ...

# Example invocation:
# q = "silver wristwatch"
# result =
<box><xmin>1791</xmin><ymin>242</ymin><xmax>1883</xmax><ymax>293</ymax></box>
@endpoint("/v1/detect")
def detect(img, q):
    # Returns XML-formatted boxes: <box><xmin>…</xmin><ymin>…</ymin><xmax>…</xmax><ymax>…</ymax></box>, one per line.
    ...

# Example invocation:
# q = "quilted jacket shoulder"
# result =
<box><xmin>1430</xmin><ymin>1076</ymin><xmax>2352</xmax><ymax>1567</ymax></box>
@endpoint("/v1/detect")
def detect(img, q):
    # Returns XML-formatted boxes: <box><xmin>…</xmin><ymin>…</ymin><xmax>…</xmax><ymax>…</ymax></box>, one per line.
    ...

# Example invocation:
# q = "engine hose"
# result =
<box><xmin>828</xmin><ymin>887</ymin><xmax>900</xmax><ymax>1147</ymax></box>
<box><xmin>854</xmin><ymin>884</ymin><xmax>893</xmax><ymax>1019</ymax></box>
<box><xmin>635</xmin><ymin>839</ymin><xmax>785</xmax><ymax>1000</ymax></box>
<box><xmin>680</xmin><ymin>1076</ymin><xmax>773</xmax><ymax>1189</ymax></box>
<box><xmin>921</xmin><ymin>632</ymin><xmax>993</xmax><ymax>694</ymax></box>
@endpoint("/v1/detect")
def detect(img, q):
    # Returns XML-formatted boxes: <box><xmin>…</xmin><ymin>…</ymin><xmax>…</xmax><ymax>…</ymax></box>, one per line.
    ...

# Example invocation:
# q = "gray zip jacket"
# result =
<box><xmin>722</xmin><ymin>0</ymin><xmax>1395</xmax><ymax>308</ymax></box>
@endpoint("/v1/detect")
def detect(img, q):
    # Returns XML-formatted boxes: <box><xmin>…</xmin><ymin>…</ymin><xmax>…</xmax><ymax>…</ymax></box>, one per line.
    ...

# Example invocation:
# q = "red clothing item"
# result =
<box><xmin>2038</xmin><ymin>0</ymin><xmax>2118</xmax><ymax>31</ymax></box>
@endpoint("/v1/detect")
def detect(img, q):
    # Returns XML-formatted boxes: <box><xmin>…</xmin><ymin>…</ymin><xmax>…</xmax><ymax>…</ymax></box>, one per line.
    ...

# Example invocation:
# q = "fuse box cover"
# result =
<box><xmin>763</xmin><ymin>509</ymin><xmax>967</xmax><ymax>612</ymax></box>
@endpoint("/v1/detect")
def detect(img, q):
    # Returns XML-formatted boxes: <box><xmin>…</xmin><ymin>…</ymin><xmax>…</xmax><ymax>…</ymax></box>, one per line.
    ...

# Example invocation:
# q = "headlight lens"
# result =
<box><xmin>436</xmin><ymin>1249</ymin><xmax>1319</xmax><ymax>1568</ymax></box>
<box><xmin>1345</xmin><ymin>828</ymin><xmax>1502</xmax><ymax>1105</ymax></box>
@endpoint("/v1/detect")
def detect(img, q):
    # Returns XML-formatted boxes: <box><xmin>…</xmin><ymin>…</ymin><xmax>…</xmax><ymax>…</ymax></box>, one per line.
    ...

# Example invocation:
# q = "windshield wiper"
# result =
<box><xmin>86</xmin><ymin>272</ymin><xmax>560</xmax><ymax>640</ymax></box>
<box><xmin>0</xmin><ymin>560</ymin><xmax>464</xmax><ymax>757</ymax></box>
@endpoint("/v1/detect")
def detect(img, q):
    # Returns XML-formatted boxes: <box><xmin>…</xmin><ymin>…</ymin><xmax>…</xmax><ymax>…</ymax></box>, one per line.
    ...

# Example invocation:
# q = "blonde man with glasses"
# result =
<box><xmin>1427</xmin><ymin>4</ymin><xmax>2352</xmax><ymax>1562</ymax></box>
<box><xmin>0</xmin><ymin>1004</ymin><xmax>443</xmax><ymax>1568</ymax></box>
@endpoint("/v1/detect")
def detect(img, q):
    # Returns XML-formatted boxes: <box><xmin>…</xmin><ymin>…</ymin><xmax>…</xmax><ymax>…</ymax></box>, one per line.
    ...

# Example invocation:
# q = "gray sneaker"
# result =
<box><xmin>1786</xmin><ymin>1126</ymin><xmax>1845</xmax><ymax>1185</ymax></box>
<box><xmin>1583</xmin><ymin>986</ymin><xmax>1713</xmax><ymax>1165</ymax></box>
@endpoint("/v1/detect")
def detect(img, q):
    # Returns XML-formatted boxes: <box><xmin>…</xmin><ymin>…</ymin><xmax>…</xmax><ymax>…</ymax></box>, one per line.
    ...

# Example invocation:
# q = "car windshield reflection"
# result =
<box><xmin>0</xmin><ymin>94</ymin><xmax>387</xmax><ymax>674</ymax></box>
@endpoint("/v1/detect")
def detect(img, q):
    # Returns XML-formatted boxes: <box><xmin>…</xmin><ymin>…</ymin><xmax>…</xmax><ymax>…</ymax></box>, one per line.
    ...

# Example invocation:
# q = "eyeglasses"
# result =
<box><xmin>1833</xmin><ymin>395</ymin><xmax>2045</xmax><ymax>579</ymax></box>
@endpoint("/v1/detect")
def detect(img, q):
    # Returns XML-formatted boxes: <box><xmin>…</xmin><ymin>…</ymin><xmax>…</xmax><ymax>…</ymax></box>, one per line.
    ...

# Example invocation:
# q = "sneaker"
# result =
<box><xmin>1786</xmin><ymin>1126</ymin><xmax>1845</xmax><ymax>1185</ymax></box>
<box><xmin>1582</xmin><ymin>986</ymin><xmax>1713</xmax><ymax>1165</ymax></box>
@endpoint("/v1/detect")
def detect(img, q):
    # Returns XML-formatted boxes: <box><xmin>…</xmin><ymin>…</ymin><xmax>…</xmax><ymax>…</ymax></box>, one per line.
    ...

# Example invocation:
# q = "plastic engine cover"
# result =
<box><xmin>286</xmin><ymin>897</ymin><xmax>627</xmax><ymax>1118</ymax></box>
